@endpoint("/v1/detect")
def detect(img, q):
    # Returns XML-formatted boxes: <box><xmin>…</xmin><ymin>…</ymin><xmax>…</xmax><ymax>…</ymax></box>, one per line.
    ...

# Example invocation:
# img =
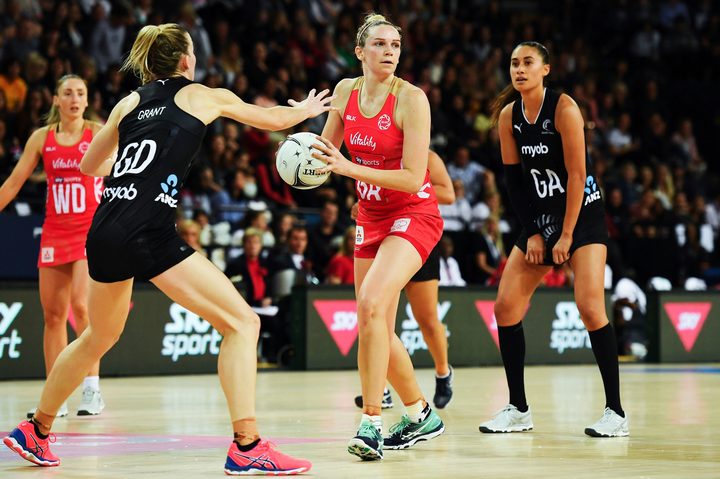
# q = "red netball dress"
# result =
<box><xmin>38</xmin><ymin>125</ymin><xmax>103</xmax><ymax>267</ymax></box>
<box><xmin>343</xmin><ymin>77</ymin><xmax>442</xmax><ymax>262</ymax></box>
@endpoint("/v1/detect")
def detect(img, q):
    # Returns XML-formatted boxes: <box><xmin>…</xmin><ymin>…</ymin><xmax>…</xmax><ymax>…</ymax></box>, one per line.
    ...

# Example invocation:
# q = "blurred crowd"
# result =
<box><xmin>1</xmin><ymin>0</ymin><xmax>720</xmax><ymax>299</ymax></box>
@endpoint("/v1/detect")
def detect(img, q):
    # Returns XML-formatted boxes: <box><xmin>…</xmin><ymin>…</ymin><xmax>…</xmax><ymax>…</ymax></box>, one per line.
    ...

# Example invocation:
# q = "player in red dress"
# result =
<box><xmin>0</xmin><ymin>75</ymin><xmax>105</xmax><ymax>417</ymax></box>
<box><xmin>313</xmin><ymin>13</ymin><xmax>445</xmax><ymax>460</ymax></box>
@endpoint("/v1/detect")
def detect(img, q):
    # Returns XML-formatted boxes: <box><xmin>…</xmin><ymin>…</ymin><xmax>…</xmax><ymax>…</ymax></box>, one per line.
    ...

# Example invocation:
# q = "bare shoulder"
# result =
<box><xmin>27</xmin><ymin>125</ymin><xmax>50</xmax><ymax>151</ymax></box>
<box><xmin>333</xmin><ymin>78</ymin><xmax>356</xmax><ymax>103</ymax></box>
<box><xmin>555</xmin><ymin>93</ymin><xmax>583</xmax><ymax>129</ymax></box>
<box><xmin>110</xmin><ymin>91</ymin><xmax>141</xmax><ymax>124</ymax></box>
<box><xmin>397</xmin><ymin>80</ymin><xmax>427</xmax><ymax>105</ymax></box>
<box><xmin>557</xmin><ymin>93</ymin><xmax>580</xmax><ymax>113</ymax></box>
<box><xmin>498</xmin><ymin>101</ymin><xmax>515</xmax><ymax>127</ymax></box>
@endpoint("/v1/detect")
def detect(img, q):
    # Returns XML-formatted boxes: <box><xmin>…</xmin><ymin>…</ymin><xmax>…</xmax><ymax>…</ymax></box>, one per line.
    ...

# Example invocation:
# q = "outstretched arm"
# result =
<box><xmin>0</xmin><ymin>128</ymin><xmax>45</xmax><ymax>211</ymax></box>
<box><xmin>196</xmin><ymin>86</ymin><xmax>337</xmax><ymax>131</ymax></box>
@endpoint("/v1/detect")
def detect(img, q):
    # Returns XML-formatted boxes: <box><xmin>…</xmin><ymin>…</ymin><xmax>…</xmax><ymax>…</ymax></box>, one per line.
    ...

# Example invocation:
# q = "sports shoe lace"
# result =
<box><xmin>81</xmin><ymin>388</ymin><xmax>95</xmax><ymax>402</ymax></box>
<box><xmin>597</xmin><ymin>408</ymin><xmax>615</xmax><ymax>425</ymax></box>
<box><xmin>495</xmin><ymin>405</ymin><xmax>515</xmax><ymax>417</ymax></box>
<box><xmin>358</xmin><ymin>421</ymin><xmax>380</xmax><ymax>438</ymax></box>
<box><xmin>388</xmin><ymin>415</ymin><xmax>412</xmax><ymax>436</ymax></box>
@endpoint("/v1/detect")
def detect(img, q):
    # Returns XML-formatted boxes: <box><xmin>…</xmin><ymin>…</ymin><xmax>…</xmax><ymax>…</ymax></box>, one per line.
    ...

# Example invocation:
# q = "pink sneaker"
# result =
<box><xmin>3</xmin><ymin>420</ymin><xmax>60</xmax><ymax>467</ymax></box>
<box><xmin>224</xmin><ymin>439</ymin><xmax>311</xmax><ymax>475</ymax></box>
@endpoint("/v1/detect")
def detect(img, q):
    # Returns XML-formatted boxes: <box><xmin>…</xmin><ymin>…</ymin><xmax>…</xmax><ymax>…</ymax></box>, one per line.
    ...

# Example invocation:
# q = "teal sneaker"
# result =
<box><xmin>347</xmin><ymin>417</ymin><xmax>383</xmax><ymax>460</ymax></box>
<box><xmin>384</xmin><ymin>409</ymin><xmax>445</xmax><ymax>450</ymax></box>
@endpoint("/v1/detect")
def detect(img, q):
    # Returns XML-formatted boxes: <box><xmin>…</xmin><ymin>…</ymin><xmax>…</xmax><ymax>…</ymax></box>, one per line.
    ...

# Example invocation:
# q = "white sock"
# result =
<box><xmin>362</xmin><ymin>413</ymin><xmax>382</xmax><ymax>435</ymax></box>
<box><xmin>436</xmin><ymin>370</ymin><xmax>451</xmax><ymax>379</ymax></box>
<box><xmin>406</xmin><ymin>400</ymin><xmax>429</xmax><ymax>423</ymax></box>
<box><xmin>83</xmin><ymin>376</ymin><xmax>100</xmax><ymax>391</ymax></box>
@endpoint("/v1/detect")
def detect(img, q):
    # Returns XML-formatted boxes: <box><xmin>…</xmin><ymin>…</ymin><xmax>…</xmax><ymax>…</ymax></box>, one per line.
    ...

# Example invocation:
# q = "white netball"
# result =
<box><xmin>275</xmin><ymin>132</ymin><xmax>330</xmax><ymax>190</ymax></box>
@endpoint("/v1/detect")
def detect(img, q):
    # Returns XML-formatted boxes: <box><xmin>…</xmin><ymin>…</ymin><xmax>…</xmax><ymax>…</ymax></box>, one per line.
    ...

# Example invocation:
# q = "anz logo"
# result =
<box><xmin>584</xmin><ymin>175</ymin><xmax>601</xmax><ymax>206</ymax></box>
<box><xmin>154</xmin><ymin>174</ymin><xmax>179</xmax><ymax>208</ymax></box>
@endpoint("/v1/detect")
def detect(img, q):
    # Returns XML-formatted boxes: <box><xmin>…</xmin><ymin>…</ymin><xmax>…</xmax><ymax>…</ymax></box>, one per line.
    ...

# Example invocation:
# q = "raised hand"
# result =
<box><xmin>288</xmin><ymin>89</ymin><xmax>338</xmax><ymax>118</ymax></box>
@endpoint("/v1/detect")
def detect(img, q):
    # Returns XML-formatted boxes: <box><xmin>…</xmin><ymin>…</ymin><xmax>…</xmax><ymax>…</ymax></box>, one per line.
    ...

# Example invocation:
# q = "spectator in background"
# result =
<box><xmin>469</xmin><ymin>215</ymin><xmax>505</xmax><ymax>285</ymax></box>
<box><xmin>225</xmin><ymin>228</ymin><xmax>272</xmax><ymax>307</ymax></box>
<box><xmin>212</xmin><ymin>167</ymin><xmax>256</xmax><ymax>227</ymax></box>
<box><xmin>177</xmin><ymin>219</ymin><xmax>206</xmax><ymax>257</ymax></box>
<box><xmin>447</xmin><ymin>145</ymin><xmax>486</xmax><ymax>204</ymax></box>
<box><xmin>177</xmin><ymin>1</ymin><xmax>213</xmax><ymax>82</ymax></box>
<box><xmin>0</xmin><ymin>57</ymin><xmax>28</xmax><ymax>113</ymax></box>
<box><xmin>326</xmin><ymin>225</ymin><xmax>355</xmax><ymax>285</ymax></box>
<box><xmin>270</xmin><ymin>211</ymin><xmax>298</xmax><ymax>255</ymax></box>
<box><xmin>607</xmin><ymin>112</ymin><xmax>640</xmax><ymax>162</ymax></box>
<box><xmin>438</xmin><ymin>235</ymin><xmax>465</xmax><ymax>287</ymax></box>
<box><xmin>272</xmin><ymin>225</ymin><xmax>317</xmax><ymax>285</ymax></box>
<box><xmin>255</xmin><ymin>147</ymin><xmax>296</xmax><ymax>209</ymax></box>
<box><xmin>308</xmin><ymin>200</ymin><xmax>343</xmax><ymax>281</ymax></box>
<box><xmin>90</xmin><ymin>3</ymin><xmax>129</xmax><ymax>74</ymax></box>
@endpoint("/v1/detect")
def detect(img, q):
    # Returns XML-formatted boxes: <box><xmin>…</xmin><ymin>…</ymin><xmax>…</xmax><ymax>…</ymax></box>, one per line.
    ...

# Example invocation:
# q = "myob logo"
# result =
<box><xmin>663</xmin><ymin>302</ymin><xmax>711</xmax><ymax>352</ymax></box>
<box><xmin>521</xmin><ymin>142</ymin><xmax>549</xmax><ymax>157</ymax></box>
<box><xmin>313</xmin><ymin>300</ymin><xmax>358</xmax><ymax>356</ymax></box>
<box><xmin>0</xmin><ymin>302</ymin><xmax>23</xmax><ymax>359</ymax></box>
<box><xmin>400</xmin><ymin>301</ymin><xmax>451</xmax><ymax>355</ymax></box>
<box><xmin>161</xmin><ymin>303</ymin><xmax>222</xmax><ymax>362</ymax></box>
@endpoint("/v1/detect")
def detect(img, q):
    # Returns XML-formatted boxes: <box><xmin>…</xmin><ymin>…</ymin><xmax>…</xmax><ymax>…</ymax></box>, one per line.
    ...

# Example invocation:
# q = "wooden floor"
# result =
<box><xmin>1</xmin><ymin>364</ymin><xmax>718</xmax><ymax>478</ymax></box>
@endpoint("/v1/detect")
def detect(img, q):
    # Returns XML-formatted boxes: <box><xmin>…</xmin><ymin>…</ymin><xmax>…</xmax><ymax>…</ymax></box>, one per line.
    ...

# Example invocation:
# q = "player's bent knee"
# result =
<box><xmin>214</xmin><ymin>312</ymin><xmax>260</xmax><ymax>337</ymax></box>
<box><xmin>576</xmin><ymin>303</ymin><xmax>605</xmax><ymax>325</ymax></box>
<box><xmin>494</xmin><ymin>297</ymin><xmax>520</xmax><ymax>321</ymax></box>
<box><xmin>86</xmin><ymin>328</ymin><xmax>122</xmax><ymax>355</ymax></box>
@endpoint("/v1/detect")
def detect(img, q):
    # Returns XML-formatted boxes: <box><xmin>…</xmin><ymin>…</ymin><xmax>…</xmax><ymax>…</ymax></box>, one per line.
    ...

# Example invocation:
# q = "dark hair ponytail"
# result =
<box><xmin>490</xmin><ymin>41</ymin><xmax>550</xmax><ymax>126</ymax></box>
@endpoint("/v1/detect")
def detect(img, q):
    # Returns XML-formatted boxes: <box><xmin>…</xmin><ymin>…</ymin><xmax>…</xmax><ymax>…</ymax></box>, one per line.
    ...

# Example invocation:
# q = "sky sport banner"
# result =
<box><xmin>656</xmin><ymin>292</ymin><xmax>719</xmax><ymax>362</ymax></box>
<box><xmin>0</xmin><ymin>284</ymin><xmax>221</xmax><ymax>379</ymax></box>
<box><xmin>3</xmin><ymin>284</ymin><xmax>718</xmax><ymax>378</ymax></box>
<box><xmin>290</xmin><ymin>286</ymin><xmax>613</xmax><ymax>370</ymax></box>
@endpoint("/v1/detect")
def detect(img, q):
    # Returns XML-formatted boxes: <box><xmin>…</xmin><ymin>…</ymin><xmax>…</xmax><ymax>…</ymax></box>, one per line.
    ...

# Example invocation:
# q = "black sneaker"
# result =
<box><xmin>433</xmin><ymin>367</ymin><xmax>453</xmax><ymax>409</ymax></box>
<box><xmin>354</xmin><ymin>388</ymin><xmax>394</xmax><ymax>409</ymax></box>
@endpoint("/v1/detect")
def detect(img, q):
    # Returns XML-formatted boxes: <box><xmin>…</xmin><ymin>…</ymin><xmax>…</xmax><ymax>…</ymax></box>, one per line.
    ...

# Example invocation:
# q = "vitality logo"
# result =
<box><xmin>663</xmin><ymin>302</ymin><xmax>711</xmax><ymax>352</ymax></box>
<box><xmin>313</xmin><ymin>300</ymin><xmax>358</xmax><ymax>356</ymax></box>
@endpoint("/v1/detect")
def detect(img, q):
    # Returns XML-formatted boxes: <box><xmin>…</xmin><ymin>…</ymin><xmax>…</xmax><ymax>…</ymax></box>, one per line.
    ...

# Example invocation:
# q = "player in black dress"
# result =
<box><xmin>478</xmin><ymin>42</ymin><xmax>628</xmax><ymax>437</ymax></box>
<box><xmin>3</xmin><ymin>23</ymin><xmax>335</xmax><ymax>474</ymax></box>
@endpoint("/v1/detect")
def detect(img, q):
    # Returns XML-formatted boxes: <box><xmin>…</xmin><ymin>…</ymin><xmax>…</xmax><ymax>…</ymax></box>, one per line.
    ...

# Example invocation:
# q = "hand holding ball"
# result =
<box><xmin>275</xmin><ymin>132</ymin><xmax>330</xmax><ymax>190</ymax></box>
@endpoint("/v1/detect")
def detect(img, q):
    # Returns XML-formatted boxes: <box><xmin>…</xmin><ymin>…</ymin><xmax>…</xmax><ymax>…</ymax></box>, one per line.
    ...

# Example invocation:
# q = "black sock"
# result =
<box><xmin>29</xmin><ymin>418</ymin><xmax>49</xmax><ymax>439</ymax></box>
<box><xmin>498</xmin><ymin>322</ymin><xmax>528</xmax><ymax>412</ymax></box>
<box><xmin>588</xmin><ymin>323</ymin><xmax>624</xmax><ymax>417</ymax></box>
<box><xmin>235</xmin><ymin>438</ymin><xmax>261</xmax><ymax>451</ymax></box>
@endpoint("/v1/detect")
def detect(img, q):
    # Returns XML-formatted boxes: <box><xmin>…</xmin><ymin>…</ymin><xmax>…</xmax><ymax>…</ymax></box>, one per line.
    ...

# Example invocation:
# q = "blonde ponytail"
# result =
<box><xmin>121</xmin><ymin>23</ymin><xmax>190</xmax><ymax>84</ymax></box>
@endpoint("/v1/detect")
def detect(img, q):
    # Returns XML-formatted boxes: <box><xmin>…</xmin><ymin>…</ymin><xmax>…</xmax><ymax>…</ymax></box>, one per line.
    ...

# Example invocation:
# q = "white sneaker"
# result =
<box><xmin>77</xmin><ymin>387</ymin><xmax>105</xmax><ymax>416</ymax></box>
<box><xmin>479</xmin><ymin>404</ymin><xmax>533</xmax><ymax>433</ymax></box>
<box><xmin>26</xmin><ymin>402</ymin><xmax>68</xmax><ymax>419</ymax></box>
<box><xmin>585</xmin><ymin>408</ymin><xmax>629</xmax><ymax>437</ymax></box>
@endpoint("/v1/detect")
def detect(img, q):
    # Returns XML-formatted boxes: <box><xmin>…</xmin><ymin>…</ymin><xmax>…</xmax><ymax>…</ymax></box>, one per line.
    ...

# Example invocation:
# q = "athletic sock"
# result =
<box><xmin>83</xmin><ymin>376</ymin><xmax>100</xmax><ymax>391</ymax></box>
<box><xmin>406</xmin><ymin>400</ymin><xmax>430</xmax><ymax>423</ymax></box>
<box><xmin>235</xmin><ymin>438</ymin><xmax>261</xmax><ymax>451</ymax></box>
<box><xmin>362</xmin><ymin>413</ymin><xmax>382</xmax><ymax>434</ymax></box>
<box><xmin>498</xmin><ymin>322</ymin><xmax>528</xmax><ymax>412</ymax></box>
<box><xmin>29</xmin><ymin>417</ymin><xmax>49</xmax><ymax>439</ymax></box>
<box><xmin>588</xmin><ymin>323</ymin><xmax>625</xmax><ymax>417</ymax></box>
